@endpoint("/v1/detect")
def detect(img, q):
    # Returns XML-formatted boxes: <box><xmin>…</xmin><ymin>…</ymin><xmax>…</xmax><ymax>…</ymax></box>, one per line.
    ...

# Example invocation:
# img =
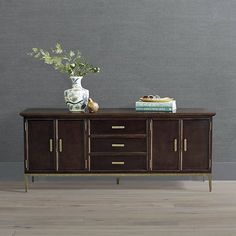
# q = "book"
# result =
<box><xmin>136</xmin><ymin>101</ymin><xmax>174</xmax><ymax>107</ymax></box>
<box><xmin>136</xmin><ymin>107</ymin><xmax>175</xmax><ymax>112</ymax></box>
<box><xmin>135</xmin><ymin>100</ymin><xmax>177</xmax><ymax>110</ymax></box>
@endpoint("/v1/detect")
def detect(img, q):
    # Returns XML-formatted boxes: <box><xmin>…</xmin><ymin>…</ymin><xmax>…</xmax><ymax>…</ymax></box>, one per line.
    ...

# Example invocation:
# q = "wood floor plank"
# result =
<box><xmin>0</xmin><ymin>181</ymin><xmax>236</xmax><ymax>236</ymax></box>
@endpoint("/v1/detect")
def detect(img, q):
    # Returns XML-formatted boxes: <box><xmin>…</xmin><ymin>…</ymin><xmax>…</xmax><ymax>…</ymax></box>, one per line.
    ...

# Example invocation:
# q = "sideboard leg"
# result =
<box><xmin>24</xmin><ymin>175</ymin><xmax>29</xmax><ymax>192</ymax></box>
<box><xmin>116</xmin><ymin>177</ymin><xmax>120</xmax><ymax>185</ymax></box>
<box><xmin>202</xmin><ymin>176</ymin><xmax>205</xmax><ymax>182</ymax></box>
<box><xmin>208</xmin><ymin>174</ymin><xmax>212</xmax><ymax>192</ymax></box>
<box><xmin>31</xmin><ymin>176</ymin><xmax>34</xmax><ymax>183</ymax></box>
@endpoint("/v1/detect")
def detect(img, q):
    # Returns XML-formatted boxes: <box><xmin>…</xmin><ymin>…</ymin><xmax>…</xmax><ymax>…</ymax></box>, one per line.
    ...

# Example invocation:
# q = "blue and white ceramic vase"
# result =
<box><xmin>64</xmin><ymin>76</ymin><xmax>89</xmax><ymax>112</ymax></box>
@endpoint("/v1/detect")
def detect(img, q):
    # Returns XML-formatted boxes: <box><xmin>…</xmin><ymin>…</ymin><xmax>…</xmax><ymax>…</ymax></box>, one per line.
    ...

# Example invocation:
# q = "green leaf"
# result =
<box><xmin>55</xmin><ymin>43</ymin><xmax>63</xmax><ymax>54</ymax></box>
<box><xmin>79</xmin><ymin>63</ymin><xmax>85</xmax><ymax>67</ymax></box>
<box><xmin>32</xmin><ymin>48</ymin><xmax>38</xmax><ymax>53</ymax></box>
<box><xmin>39</xmin><ymin>49</ymin><xmax>46</xmax><ymax>56</ymax></box>
<box><xmin>69</xmin><ymin>50</ymin><xmax>75</xmax><ymax>57</ymax></box>
<box><xmin>53</xmin><ymin>56</ymin><xmax>62</xmax><ymax>65</ymax></box>
<box><xmin>44</xmin><ymin>54</ymin><xmax>53</xmax><ymax>64</ymax></box>
<box><xmin>76</xmin><ymin>50</ymin><xmax>81</xmax><ymax>58</ymax></box>
<box><xmin>94</xmin><ymin>67</ymin><xmax>100</xmax><ymax>73</ymax></box>
<box><xmin>34</xmin><ymin>53</ymin><xmax>41</xmax><ymax>58</ymax></box>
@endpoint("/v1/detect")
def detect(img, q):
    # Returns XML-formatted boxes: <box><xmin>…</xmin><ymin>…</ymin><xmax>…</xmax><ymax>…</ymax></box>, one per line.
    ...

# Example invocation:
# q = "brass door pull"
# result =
<box><xmin>49</xmin><ymin>139</ymin><xmax>53</xmax><ymax>152</ymax></box>
<box><xmin>184</xmin><ymin>139</ymin><xmax>187</xmax><ymax>152</ymax></box>
<box><xmin>174</xmin><ymin>139</ymin><xmax>178</xmax><ymax>152</ymax></box>
<box><xmin>112</xmin><ymin>161</ymin><xmax>125</xmax><ymax>165</ymax></box>
<box><xmin>112</xmin><ymin>144</ymin><xmax>125</xmax><ymax>147</ymax></box>
<box><xmin>111</xmin><ymin>126</ymin><xmax>125</xmax><ymax>129</ymax></box>
<box><xmin>59</xmin><ymin>139</ymin><xmax>63</xmax><ymax>152</ymax></box>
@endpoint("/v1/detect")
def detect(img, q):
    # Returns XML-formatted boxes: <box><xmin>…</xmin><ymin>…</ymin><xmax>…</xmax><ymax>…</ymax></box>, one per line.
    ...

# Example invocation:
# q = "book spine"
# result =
<box><xmin>135</xmin><ymin>101</ymin><xmax>176</xmax><ymax>108</ymax></box>
<box><xmin>136</xmin><ymin>107</ymin><xmax>173</xmax><ymax>111</ymax></box>
<box><xmin>135</xmin><ymin>106</ymin><xmax>173</xmax><ymax>109</ymax></box>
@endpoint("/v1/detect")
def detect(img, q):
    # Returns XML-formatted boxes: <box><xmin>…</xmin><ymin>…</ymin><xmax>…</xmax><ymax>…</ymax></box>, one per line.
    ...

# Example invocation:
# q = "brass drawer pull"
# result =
<box><xmin>111</xmin><ymin>125</ymin><xmax>125</xmax><ymax>129</ymax></box>
<box><xmin>59</xmin><ymin>139</ymin><xmax>63</xmax><ymax>152</ymax></box>
<box><xmin>49</xmin><ymin>139</ymin><xmax>53</xmax><ymax>152</ymax></box>
<box><xmin>174</xmin><ymin>139</ymin><xmax>178</xmax><ymax>152</ymax></box>
<box><xmin>112</xmin><ymin>161</ymin><xmax>125</xmax><ymax>165</ymax></box>
<box><xmin>184</xmin><ymin>139</ymin><xmax>187</xmax><ymax>152</ymax></box>
<box><xmin>112</xmin><ymin>144</ymin><xmax>125</xmax><ymax>147</ymax></box>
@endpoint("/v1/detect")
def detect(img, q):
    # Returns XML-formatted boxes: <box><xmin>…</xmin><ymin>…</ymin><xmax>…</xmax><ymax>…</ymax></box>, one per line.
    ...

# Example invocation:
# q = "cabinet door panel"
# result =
<box><xmin>28</xmin><ymin>120</ymin><xmax>55</xmax><ymax>171</ymax></box>
<box><xmin>152</xmin><ymin>120</ymin><xmax>180</xmax><ymax>171</ymax></box>
<box><xmin>58</xmin><ymin>120</ymin><xmax>84</xmax><ymax>171</ymax></box>
<box><xmin>182</xmin><ymin>120</ymin><xmax>210</xmax><ymax>171</ymax></box>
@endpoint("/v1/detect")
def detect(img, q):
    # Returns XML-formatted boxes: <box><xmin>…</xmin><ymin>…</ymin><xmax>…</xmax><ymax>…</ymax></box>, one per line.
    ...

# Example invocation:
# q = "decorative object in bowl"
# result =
<box><xmin>88</xmin><ymin>98</ymin><xmax>99</xmax><ymax>113</ymax></box>
<box><xmin>28</xmin><ymin>43</ymin><xmax>100</xmax><ymax>112</ymax></box>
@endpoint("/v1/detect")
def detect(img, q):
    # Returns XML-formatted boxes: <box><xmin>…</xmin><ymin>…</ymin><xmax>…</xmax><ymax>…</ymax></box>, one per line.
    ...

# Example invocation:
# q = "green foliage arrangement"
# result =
<box><xmin>29</xmin><ymin>43</ymin><xmax>100</xmax><ymax>77</ymax></box>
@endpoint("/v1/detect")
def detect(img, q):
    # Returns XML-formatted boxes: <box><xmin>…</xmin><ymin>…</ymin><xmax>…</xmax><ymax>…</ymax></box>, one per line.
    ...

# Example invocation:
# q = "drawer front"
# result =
<box><xmin>90</xmin><ymin>156</ymin><xmax>147</xmax><ymax>171</ymax></box>
<box><xmin>90</xmin><ymin>138</ymin><xmax>147</xmax><ymax>152</ymax></box>
<box><xmin>90</xmin><ymin>120</ymin><xmax>146</xmax><ymax>135</ymax></box>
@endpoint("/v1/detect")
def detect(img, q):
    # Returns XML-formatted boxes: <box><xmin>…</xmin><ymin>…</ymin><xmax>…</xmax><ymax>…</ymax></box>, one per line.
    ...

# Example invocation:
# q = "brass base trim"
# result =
<box><xmin>24</xmin><ymin>175</ymin><xmax>28</xmax><ymax>192</ymax></box>
<box><xmin>24</xmin><ymin>173</ymin><xmax>212</xmax><ymax>192</ymax></box>
<box><xmin>25</xmin><ymin>173</ymin><xmax>211</xmax><ymax>176</ymax></box>
<box><xmin>116</xmin><ymin>177</ymin><xmax>120</xmax><ymax>185</ymax></box>
<box><xmin>208</xmin><ymin>174</ymin><xmax>212</xmax><ymax>192</ymax></box>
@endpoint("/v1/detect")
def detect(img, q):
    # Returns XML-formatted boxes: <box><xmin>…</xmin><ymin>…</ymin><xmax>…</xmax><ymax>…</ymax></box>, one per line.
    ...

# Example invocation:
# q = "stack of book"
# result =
<box><xmin>135</xmin><ymin>99</ymin><xmax>177</xmax><ymax>112</ymax></box>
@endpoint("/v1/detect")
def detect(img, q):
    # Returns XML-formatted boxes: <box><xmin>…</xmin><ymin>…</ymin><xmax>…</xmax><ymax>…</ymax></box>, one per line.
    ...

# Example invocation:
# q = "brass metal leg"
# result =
<box><xmin>24</xmin><ymin>175</ymin><xmax>28</xmax><ymax>192</ymax></box>
<box><xmin>116</xmin><ymin>177</ymin><xmax>120</xmax><ymax>185</ymax></box>
<box><xmin>208</xmin><ymin>174</ymin><xmax>212</xmax><ymax>192</ymax></box>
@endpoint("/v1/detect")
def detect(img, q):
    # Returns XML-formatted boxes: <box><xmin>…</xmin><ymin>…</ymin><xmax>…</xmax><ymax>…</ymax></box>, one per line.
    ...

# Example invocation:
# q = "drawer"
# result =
<box><xmin>90</xmin><ymin>156</ymin><xmax>147</xmax><ymax>171</ymax></box>
<box><xmin>90</xmin><ymin>120</ymin><xmax>146</xmax><ymax>135</ymax></box>
<box><xmin>90</xmin><ymin>138</ymin><xmax>147</xmax><ymax>152</ymax></box>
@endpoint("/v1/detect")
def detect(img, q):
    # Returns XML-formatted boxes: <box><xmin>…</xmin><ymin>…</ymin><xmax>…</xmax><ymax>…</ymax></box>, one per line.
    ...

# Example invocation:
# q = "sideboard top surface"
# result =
<box><xmin>20</xmin><ymin>108</ymin><xmax>216</xmax><ymax>118</ymax></box>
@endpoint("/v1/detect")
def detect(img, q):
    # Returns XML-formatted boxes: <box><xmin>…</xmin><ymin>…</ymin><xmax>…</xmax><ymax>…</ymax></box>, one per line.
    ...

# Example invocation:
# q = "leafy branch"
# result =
<box><xmin>28</xmin><ymin>43</ymin><xmax>100</xmax><ymax>77</ymax></box>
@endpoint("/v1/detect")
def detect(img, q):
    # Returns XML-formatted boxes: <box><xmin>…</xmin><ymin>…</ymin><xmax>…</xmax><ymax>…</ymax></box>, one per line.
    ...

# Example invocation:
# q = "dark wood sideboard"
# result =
<box><xmin>20</xmin><ymin>108</ymin><xmax>216</xmax><ymax>192</ymax></box>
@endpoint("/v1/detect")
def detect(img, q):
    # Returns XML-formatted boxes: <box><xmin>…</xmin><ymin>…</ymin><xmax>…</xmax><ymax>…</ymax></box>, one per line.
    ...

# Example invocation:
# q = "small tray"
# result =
<box><xmin>139</xmin><ymin>97</ymin><xmax>174</xmax><ymax>102</ymax></box>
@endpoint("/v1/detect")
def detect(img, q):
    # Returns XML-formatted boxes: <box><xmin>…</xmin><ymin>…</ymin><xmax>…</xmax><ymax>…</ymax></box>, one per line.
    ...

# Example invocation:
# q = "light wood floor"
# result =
<box><xmin>0</xmin><ymin>180</ymin><xmax>236</xmax><ymax>236</ymax></box>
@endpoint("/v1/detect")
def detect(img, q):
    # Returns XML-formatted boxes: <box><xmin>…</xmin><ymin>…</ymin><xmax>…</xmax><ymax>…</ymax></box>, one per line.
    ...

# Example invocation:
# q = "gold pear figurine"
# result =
<box><xmin>88</xmin><ymin>98</ymin><xmax>99</xmax><ymax>113</ymax></box>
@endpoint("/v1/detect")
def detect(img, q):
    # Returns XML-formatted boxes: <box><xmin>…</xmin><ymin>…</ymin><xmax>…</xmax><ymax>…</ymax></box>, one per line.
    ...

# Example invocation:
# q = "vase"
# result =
<box><xmin>64</xmin><ymin>76</ymin><xmax>89</xmax><ymax>112</ymax></box>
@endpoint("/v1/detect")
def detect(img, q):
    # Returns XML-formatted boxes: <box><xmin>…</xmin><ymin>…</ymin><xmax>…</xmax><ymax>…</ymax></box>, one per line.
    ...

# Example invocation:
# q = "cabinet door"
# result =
<box><xmin>182</xmin><ymin>120</ymin><xmax>210</xmax><ymax>171</ymax></box>
<box><xmin>152</xmin><ymin>120</ymin><xmax>180</xmax><ymax>171</ymax></box>
<box><xmin>28</xmin><ymin>120</ymin><xmax>55</xmax><ymax>172</ymax></box>
<box><xmin>58</xmin><ymin>120</ymin><xmax>84</xmax><ymax>172</ymax></box>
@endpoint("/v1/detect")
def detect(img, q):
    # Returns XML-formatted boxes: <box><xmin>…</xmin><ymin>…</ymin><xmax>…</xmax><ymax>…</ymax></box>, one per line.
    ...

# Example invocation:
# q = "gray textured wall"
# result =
<box><xmin>0</xmin><ymin>0</ymin><xmax>236</xmax><ymax>179</ymax></box>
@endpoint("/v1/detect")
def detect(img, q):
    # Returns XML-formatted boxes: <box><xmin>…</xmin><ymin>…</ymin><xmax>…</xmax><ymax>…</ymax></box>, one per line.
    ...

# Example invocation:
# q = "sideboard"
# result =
<box><xmin>20</xmin><ymin>108</ymin><xmax>216</xmax><ymax>192</ymax></box>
